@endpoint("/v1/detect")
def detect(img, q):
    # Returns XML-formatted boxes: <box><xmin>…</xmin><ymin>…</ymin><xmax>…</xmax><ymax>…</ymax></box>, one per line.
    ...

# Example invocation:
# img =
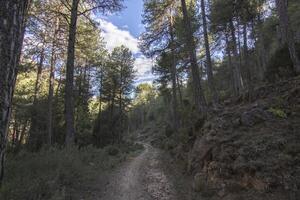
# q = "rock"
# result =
<box><xmin>240</xmin><ymin>107</ymin><xmax>271</xmax><ymax>126</ymax></box>
<box><xmin>189</xmin><ymin>138</ymin><xmax>214</xmax><ymax>172</ymax></box>
<box><xmin>232</xmin><ymin>118</ymin><xmax>241</xmax><ymax>127</ymax></box>
<box><xmin>217</xmin><ymin>187</ymin><xmax>226</xmax><ymax>197</ymax></box>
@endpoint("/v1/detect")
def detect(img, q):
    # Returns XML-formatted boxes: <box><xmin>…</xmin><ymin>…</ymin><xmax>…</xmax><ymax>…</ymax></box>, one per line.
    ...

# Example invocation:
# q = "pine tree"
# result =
<box><xmin>0</xmin><ymin>0</ymin><xmax>31</xmax><ymax>185</ymax></box>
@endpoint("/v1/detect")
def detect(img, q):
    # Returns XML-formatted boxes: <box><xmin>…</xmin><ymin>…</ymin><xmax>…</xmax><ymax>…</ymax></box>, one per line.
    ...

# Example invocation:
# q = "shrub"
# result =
<box><xmin>0</xmin><ymin>145</ymin><xmax>125</xmax><ymax>200</ymax></box>
<box><xmin>268</xmin><ymin>107</ymin><xmax>287</xmax><ymax>118</ymax></box>
<box><xmin>105</xmin><ymin>145</ymin><xmax>120</xmax><ymax>156</ymax></box>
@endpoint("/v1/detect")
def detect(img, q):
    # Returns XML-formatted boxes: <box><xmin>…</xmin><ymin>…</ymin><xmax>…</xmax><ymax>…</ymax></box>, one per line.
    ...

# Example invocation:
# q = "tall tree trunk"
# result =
<box><xmin>118</xmin><ymin>66</ymin><xmax>123</xmax><ymax>144</ymax></box>
<box><xmin>110</xmin><ymin>83</ymin><xmax>116</xmax><ymax>144</ymax></box>
<box><xmin>180</xmin><ymin>0</ymin><xmax>207</xmax><ymax>113</ymax></box>
<box><xmin>65</xmin><ymin>0</ymin><xmax>79</xmax><ymax>146</ymax></box>
<box><xmin>225</xmin><ymin>32</ymin><xmax>237</xmax><ymax>95</ymax></box>
<box><xmin>276</xmin><ymin>0</ymin><xmax>300</xmax><ymax>74</ymax></box>
<box><xmin>243</xmin><ymin>23</ymin><xmax>253</xmax><ymax>100</ymax></box>
<box><xmin>16</xmin><ymin>120</ymin><xmax>28</xmax><ymax>152</ymax></box>
<box><xmin>94</xmin><ymin>67</ymin><xmax>103</xmax><ymax>146</ymax></box>
<box><xmin>0</xmin><ymin>0</ymin><xmax>30</xmax><ymax>185</ymax></box>
<box><xmin>237</xmin><ymin>23</ymin><xmax>243</xmax><ymax>76</ymax></box>
<box><xmin>253</xmin><ymin>15</ymin><xmax>267</xmax><ymax>81</ymax></box>
<box><xmin>200</xmin><ymin>0</ymin><xmax>219</xmax><ymax>105</ymax></box>
<box><xmin>12</xmin><ymin>119</ymin><xmax>19</xmax><ymax>148</ymax></box>
<box><xmin>169</xmin><ymin>14</ymin><xmax>179</xmax><ymax>129</ymax></box>
<box><xmin>55</xmin><ymin>70</ymin><xmax>63</xmax><ymax>97</ymax></box>
<box><xmin>176</xmin><ymin>73</ymin><xmax>183</xmax><ymax>108</ymax></box>
<box><xmin>47</xmin><ymin>18</ymin><xmax>59</xmax><ymax>145</ymax></box>
<box><xmin>28</xmin><ymin>47</ymin><xmax>45</xmax><ymax>148</ymax></box>
<box><xmin>229</xmin><ymin>20</ymin><xmax>244</xmax><ymax>95</ymax></box>
<box><xmin>33</xmin><ymin>48</ymin><xmax>45</xmax><ymax>103</ymax></box>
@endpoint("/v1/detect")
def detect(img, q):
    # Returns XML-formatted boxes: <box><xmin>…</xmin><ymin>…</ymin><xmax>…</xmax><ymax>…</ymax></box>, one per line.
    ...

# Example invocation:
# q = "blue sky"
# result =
<box><xmin>96</xmin><ymin>0</ymin><xmax>154</xmax><ymax>85</ymax></box>
<box><xmin>106</xmin><ymin>0</ymin><xmax>145</xmax><ymax>37</ymax></box>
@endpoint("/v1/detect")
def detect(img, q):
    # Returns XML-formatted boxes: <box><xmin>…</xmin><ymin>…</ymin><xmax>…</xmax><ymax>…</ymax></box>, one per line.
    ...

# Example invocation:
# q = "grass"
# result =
<box><xmin>0</xmin><ymin>143</ymin><xmax>143</xmax><ymax>200</ymax></box>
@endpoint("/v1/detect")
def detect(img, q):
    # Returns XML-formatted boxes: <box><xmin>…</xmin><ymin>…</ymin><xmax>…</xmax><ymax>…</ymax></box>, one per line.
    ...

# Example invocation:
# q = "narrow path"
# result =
<box><xmin>98</xmin><ymin>144</ymin><xmax>189</xmax><ymax>200</ymax></box>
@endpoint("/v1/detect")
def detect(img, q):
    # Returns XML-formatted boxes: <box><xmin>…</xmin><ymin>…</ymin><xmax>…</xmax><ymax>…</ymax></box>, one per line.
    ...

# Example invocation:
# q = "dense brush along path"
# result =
<box><xmin>96</xmin><ymin>143</ymin><xmax>192</xmax><ymax>200</ymax></box>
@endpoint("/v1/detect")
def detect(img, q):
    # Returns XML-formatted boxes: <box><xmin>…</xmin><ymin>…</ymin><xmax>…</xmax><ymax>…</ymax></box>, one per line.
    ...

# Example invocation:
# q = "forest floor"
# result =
<box><xmin>81</xmin><ymin>142</ymin><xmax>193</xmax><ymax>200</ymax></box>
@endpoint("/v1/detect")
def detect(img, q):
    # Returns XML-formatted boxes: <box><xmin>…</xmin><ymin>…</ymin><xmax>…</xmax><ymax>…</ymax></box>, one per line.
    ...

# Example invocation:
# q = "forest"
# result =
<box><xmin>0</xmin><ymin>0</ymin><xmax>300</xmax><ymax>199</ymax></box>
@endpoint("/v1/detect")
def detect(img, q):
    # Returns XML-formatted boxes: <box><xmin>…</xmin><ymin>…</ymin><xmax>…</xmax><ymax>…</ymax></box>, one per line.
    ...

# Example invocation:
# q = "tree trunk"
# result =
<box><xmin>65</xmin><ymin>0</ymin><xmax>79</xmax><ymax>146</ymax></box>
<box><xmin>28</xmin><ymin>47</ymin><xmax>45</xmax><ymax>148</ymax></box>
<box><xmin>118</xmin><ymin>66</ymin><xmax>123</xmax><ymax>144</ymax></box>
<box><xmin>253</xmin><ymin>15</ymin><xmax>267</xmax><ymax>81</ymax></box>
<box><xmin>243</xmin><ymin>23</ymin><xmax>253</xmax><ymax>100</ymax></box>
<box><xmin>47</xmin><ymin>18</ymin><xmax>59</xmax><ymax>146</ymax></box>
<box><xmin>200</xmin><ymin>0</ymin><xmax>219</xmax><ymax>105</ymax></box>
<box><xmin>110</xmin><ymin>83</ymin><xmax>116</xmax><ymax>144</ymax></box>
<box><xmin>169</xmin><ymin>15</ymin><xmax>179</xmax><ymax>130</ymax></box>
<box><xmin>12</xmin><ymin>119</ymin><xmax>19</xmax><ymax>148</ymax></box>
<box><xmin>33</xmin><ymin>48</ymin><xmax>45</xmax><ymax>103</ymax></box>
<box><xmin>0</xmin><ymin>0</ymin><xmax>30</xmax><ymax>185</ymax></box>
<box><xmin>229</xmin><ymin>20</ymin><xmax>244</xmax><ymax>95</ymax></box>
<box><xmin>225</xmin><ymin>32</ymin><xmax>237</xmax><ymax>95</ymax></box>
<box><xmin>276</xmin><ymin>0</ymin><xmax>300</xmax><ymax>74</ymax></box>
<box><xmin>16</xmin><ymin>120</ymin><xmax>28</xmax><ymax>152</ymax></box>
<box><xmin>180</xmin><ymin>0</ymin><xmax>207</xmax><ymax>113</ymax></box>
<box><xmin>176</xmin><ymin>73</ymin><xmax>183</xmax><ymax>108</ymax></box>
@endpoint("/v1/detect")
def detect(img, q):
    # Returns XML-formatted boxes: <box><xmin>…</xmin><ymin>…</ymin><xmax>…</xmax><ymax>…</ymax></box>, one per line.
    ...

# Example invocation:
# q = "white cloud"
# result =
<box><xmin>99</xmin><ymin>19</ymin><xmax>139</xmax><ymax>54</ymax></box>
<box><xmin>98</xmin><ymin>19</ymin><xmax>155</xmax><ymax>85</ymax></box>
<box><xmin>134</xmin><ymin>55</ymin><xmax>153</xmax><ymax>76</ymax></box>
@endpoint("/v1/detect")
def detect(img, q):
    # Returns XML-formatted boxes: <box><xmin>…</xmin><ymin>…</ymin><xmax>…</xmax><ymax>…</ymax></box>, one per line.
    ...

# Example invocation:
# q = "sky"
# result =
<box><xmin>96</xmin><ymin>0</ymin><xmax>155</xmax><ymax>85</ymax></box>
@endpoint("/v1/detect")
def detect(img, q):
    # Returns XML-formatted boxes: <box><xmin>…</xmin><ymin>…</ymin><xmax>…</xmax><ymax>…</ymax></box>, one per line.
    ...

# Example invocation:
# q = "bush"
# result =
<box><xmin>0</xmin><ymin>145</ymin><xmax>125</xmax><ymax>200</ymax></box>
<box><xmin>105</xmin><ymin>145</ymin><xmax>120</xmax><ymax>156</ymax></box>
<box><xmin>116</xmin><ymin>142</ymin><xmax>144</xmax><ymax>154</ymax></box>
<box><xmin>268</xmin><ymin>107</ymin><xmax>287</xmax><ymax>118</ymax></box>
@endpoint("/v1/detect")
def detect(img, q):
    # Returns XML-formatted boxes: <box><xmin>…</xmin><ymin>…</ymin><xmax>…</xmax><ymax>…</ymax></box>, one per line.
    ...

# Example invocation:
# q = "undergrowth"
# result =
<box><xmin>0</xmin><ymin>143</ymin><xmax>143</xmax><ymax>200</ymax></box>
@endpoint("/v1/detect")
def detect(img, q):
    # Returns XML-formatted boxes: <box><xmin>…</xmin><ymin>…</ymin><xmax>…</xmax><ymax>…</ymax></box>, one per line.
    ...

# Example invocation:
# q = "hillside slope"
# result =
<box><xmin>163</xmin><ymin>77</ymin><xmax>300</xmax><ymax>200</ymax></box>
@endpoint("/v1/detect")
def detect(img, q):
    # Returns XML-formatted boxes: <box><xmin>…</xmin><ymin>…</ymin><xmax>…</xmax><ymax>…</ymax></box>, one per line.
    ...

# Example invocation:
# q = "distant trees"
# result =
<box><xmin>93</xmin><ymin>46</ymin><xmax>135</xmax><ymax>146</ymax></box>
<box><xmin>128</xmin><ymin>83</ymin><xmax>157</xmax><ymax>130</ymax></box>
<box><xmin>141</xmin><ymin>0</ymin><xmax>180</xmax><ymax>129</ymax></box>
<box><xmin>139</xmin><ymin>0</ymin><xmax>300</xmax><ymax>132</ymax></box>
<box><xmin>64</xmin><ymin>0</ymin><xmax>124</xmax><ymax>146</ymax></box>
<box><xmin>0</xmin><ymin>0</ymin><xmax>126</xmax><ymax>154</ymax></box>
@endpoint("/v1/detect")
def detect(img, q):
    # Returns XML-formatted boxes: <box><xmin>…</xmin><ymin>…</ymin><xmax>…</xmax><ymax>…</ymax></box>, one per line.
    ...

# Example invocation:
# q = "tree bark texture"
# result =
<box><xmin>180</xmin><ymin>0</ymin><xmax>207</xmax><ymax>113</ymax></box>
<box><xmin>65</xmin><ymin>0</ymin><xmax>79</xmax><ymax>146</ymax></box>
<box><xmin>0</xmin><ymin>0</ymin><xmax>30</xmax><ymax>185</ymax></box>
<box><xmin>229</xmin><ymin>20</ymin><xmax>244</xmax><ymax>95</ymax></box>
<box><xmin>47</xmin><ymin>17</ymin><xmax>60</xmax><ymax>145</ymax></box>
<box><xmin>169</xmin><ymin>14</ymin><xmax>179</xmax><ymax>130</ymax></box>
<box><xmin>200</xmin><ymin>0</ymin><xmax>219</xmax><ymax>104</ymax></box>
<box><xmin>276</xmin><ymin>0</ymin><xmax>300</xmax><ymax>74</ymax></box>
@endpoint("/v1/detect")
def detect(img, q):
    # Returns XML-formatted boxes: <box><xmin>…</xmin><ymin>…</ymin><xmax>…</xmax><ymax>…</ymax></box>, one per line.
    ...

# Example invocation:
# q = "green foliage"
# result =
<box><xmin>134</xmin><ymin>83</ymin><xmax>156</xmax><ymax>105</ymax></box>
<box><xmin>93</xmin><ymin>46</ymin><xmax>135</xmax><ymax>146</ymax></box>
<box><xmin>268</xmin><ymin>108</ymin><xmax>287</xmax><ymax>118</ymax></box>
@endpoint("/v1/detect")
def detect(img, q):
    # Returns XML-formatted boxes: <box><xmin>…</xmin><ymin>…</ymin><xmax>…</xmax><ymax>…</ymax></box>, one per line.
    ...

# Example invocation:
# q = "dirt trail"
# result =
<box><xmin>98</xmin><ymin>144</ymin><xmax>190</xmax><ymax>200</ymax></box>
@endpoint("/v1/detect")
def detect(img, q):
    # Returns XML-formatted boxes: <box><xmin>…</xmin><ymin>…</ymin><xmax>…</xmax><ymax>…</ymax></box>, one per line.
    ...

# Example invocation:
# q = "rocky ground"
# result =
<box><xmin>173</xmin><ymin>77</ymin><xmax>300</xmax><ymax>199</ymax></box>
<box><xmin>94</xmin><ymin>143</ymin><xmax>191</xmax><ymax>200</ymax></box>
